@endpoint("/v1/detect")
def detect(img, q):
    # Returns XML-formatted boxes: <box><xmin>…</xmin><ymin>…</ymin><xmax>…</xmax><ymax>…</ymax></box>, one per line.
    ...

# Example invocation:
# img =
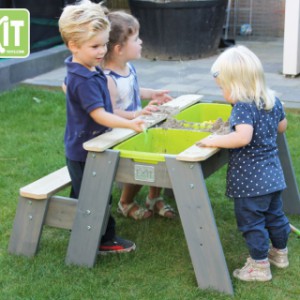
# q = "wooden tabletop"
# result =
<box><xmin>176</xmin><ymin>144</ymin><xmax>219</xmax><ymax>162</ymax></box>
<box><xmin>83</xmin><ymin>94</ymin><xmax>203</xmax><ymax>152</ymax></box>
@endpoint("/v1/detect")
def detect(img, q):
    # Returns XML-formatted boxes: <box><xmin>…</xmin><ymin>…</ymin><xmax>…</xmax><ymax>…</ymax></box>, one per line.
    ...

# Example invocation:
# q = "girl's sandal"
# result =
<box><xmin>117</xmin><ymin>201</ymin><xmax>152</xmax><ymax>220</ymax></box>
<box><xmin>145</xmin><ymin>196</ymin><xmax>176</xmax><ymax>219</ymax></box>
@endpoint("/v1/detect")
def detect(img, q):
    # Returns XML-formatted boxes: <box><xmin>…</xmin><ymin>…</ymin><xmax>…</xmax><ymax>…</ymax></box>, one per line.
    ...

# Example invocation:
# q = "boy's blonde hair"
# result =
<box><xmin>211</xmin><ymin>45</ymin><xmax>276</xmax><ymax>110</ymax></box>
<box><xmin>105</xmin><ymin>11</ymin><xmax>140</xmax><ymax>61</ymax></box>
<box><xmin>59</xmin><ymin>0</ymin><xmax>110</xmax><ymax>48</ymax></box>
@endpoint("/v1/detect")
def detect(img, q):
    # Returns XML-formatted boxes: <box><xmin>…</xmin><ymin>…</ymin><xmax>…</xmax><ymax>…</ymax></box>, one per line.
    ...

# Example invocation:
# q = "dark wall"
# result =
<box><xmin>0</xmin><ymin>1</ymin><xmax>102</xmax><ymax>52</ymax></box>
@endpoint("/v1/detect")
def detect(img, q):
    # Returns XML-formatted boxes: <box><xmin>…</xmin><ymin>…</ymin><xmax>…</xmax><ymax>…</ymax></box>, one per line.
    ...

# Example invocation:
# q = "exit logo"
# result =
<box><xmin>0</xmin><ymin>9</ymin><xmax>30</xmax><ymax>58</ymax></box>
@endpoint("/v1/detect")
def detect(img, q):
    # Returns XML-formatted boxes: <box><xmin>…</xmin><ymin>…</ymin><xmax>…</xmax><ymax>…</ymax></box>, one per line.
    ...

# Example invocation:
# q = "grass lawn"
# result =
<box><xmin>1</xmin><ymin>86</ymin><xmax>300</xmax><ymax>300</ymax></box>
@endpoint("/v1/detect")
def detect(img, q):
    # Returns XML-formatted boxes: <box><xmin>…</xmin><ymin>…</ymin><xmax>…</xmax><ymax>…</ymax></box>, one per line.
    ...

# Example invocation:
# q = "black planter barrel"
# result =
<box><xmin>129</xmin><ymin>0</ymin><xmax>228</xmax><ymax>60</ymax></box>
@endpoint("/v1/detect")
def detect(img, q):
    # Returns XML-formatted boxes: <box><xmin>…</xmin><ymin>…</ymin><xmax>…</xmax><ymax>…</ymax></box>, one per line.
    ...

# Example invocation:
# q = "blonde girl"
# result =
<box><xmin>199</xmin><ymin>45</ymin><xmax>290</xmax><ymax>282</ymax></box>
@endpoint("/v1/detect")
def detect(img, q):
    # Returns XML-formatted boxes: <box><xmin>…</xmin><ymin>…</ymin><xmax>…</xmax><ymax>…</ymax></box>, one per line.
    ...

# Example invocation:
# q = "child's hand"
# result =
<box><xmin>129</xmin><ymin>119</ymin><xmax>145</xmax><ymax>132</ymax></box>
<box><xmin>196</xmin><ymin>135</ymin><xmax>218</xmax><ymax>148</ymax></box>
<box><xmin>151</xmin><ymin>90</ymin><xmax>172</xmax><ymax>105</ymax></box>
<box><xmin>62</xmin><ymin>82</ymin><xmax>67</xmax><ymax>94</ymax></box>
<box><xmin>141</xmin><ymin>104</ymin><xmax>159</xmax><ymax>115</ymax></box>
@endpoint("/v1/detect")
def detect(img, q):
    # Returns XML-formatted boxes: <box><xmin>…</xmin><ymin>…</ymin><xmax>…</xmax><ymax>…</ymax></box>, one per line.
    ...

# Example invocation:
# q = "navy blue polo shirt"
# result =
<box><xmin>64</xmin><ymin>56</ymin><xmax>113</xmax><ymax>161</ymax></box>
<box><xmin>226</xmin><ymin>98</ymin><xmax>286</xmax><ymax>198</ymax></box>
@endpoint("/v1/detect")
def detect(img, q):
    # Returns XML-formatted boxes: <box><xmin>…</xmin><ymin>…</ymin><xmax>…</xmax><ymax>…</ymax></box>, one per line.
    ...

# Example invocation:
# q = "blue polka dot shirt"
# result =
<box><xmin>226</xmin><ymin>98</ymin><xmax>286</xmax><ymax>198</ymax></box>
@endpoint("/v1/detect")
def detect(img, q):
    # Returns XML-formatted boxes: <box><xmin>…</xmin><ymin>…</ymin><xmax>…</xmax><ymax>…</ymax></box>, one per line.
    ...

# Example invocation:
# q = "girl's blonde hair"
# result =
<box><xmin>211</xmin><ymin>45</ymin><xmax>276</xmax><ymax>110</ymax></box>
<box><xmin>104</xmin><ymin>11</ymin><xmax>140</xmax><ymax>61</ymax></box>
<box><xmin>58</xmin><ymin>0</ymin><xmax>110</xmax><ymax>48</ymax></box>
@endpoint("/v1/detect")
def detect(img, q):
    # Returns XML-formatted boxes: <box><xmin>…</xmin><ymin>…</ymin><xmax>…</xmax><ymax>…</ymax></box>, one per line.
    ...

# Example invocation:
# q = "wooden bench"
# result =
<box><xmin>9</xmin><ymin>166</ymin><xmax>77</xmax><ymax>257</ymax></box>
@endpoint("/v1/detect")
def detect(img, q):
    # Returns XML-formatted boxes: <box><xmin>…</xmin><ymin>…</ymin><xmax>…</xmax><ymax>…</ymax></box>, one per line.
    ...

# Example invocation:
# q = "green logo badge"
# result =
<box><xmin>0</xmin><ymin>9</ymin><xmax>30</xmax><ymax>58</ymax></box>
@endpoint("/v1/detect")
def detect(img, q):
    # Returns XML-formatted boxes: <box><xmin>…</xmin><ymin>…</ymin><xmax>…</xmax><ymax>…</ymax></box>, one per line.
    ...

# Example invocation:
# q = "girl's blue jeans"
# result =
<box><xmin>234</xmin><ymin>191</ymin><xmax>290</xmax><ymax>260</ymax></box>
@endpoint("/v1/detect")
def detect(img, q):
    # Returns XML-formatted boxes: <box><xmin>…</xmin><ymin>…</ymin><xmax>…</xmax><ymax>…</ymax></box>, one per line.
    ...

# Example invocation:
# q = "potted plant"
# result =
<box><xmin>129</xmin><ymin>0</ymin><xmax>228</xmax><ymax>60</ymax></box>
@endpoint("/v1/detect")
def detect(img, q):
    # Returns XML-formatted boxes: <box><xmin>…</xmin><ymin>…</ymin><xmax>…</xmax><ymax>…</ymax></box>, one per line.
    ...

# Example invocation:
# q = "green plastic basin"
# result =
<box><xmin>174</xmin><ymin>103</ymin><xmax>232</xmax><ymax>122</ymax></box>
<box><xmin>114</xmin><ymin>128</ymin><xmax>210</xmax><ymax>164</ymax></box>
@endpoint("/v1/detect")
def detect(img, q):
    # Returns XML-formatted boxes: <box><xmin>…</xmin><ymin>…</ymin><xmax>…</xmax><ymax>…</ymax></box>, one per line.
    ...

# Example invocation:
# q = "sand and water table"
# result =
<box><xmin>65</xmin><ymin>95</ymin><xmax>300</xmax><ymax>295</ymax></box>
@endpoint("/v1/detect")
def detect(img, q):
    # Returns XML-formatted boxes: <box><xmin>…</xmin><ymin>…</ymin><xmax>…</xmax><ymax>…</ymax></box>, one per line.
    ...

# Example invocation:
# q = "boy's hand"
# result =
<box><xmin>129</xmin><ymin>119</ymin><xmax>145</xmax><ymax>132</ymax></box>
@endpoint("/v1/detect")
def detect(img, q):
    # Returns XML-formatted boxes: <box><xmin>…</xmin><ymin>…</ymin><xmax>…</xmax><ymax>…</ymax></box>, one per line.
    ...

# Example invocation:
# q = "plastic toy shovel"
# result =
<box><xmin>290</xmin><ymin>224</ymin><xmax>300</xmax><ymax>238</ymax></box>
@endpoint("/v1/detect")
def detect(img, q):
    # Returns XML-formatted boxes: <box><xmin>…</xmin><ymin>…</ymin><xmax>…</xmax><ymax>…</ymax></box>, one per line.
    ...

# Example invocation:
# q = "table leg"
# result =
<box><xmin>65</xmin><ymin>150</ymin><xmax>119</xmax><ymax>267</ymax></box>
<box><xmin>165</xmin><ymin>156</ymin><xmax>233</xmax><ymax>295</ymax></box>
<box><xmin>278</xmin><ymin>133</ymin><xmax>300</xmax><ymax>214</ymax></box>
<box><xmin>9</xmin><ymin>196</ymin><xmax>49</xmax><ymax>256</ymax></box>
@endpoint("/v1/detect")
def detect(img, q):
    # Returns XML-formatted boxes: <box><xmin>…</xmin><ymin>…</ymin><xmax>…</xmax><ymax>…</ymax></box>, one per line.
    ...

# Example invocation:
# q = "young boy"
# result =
<box><xmin>58</xmin><ymin>0</ymin><xmax>144</xmax><ymax>254</ymax></box>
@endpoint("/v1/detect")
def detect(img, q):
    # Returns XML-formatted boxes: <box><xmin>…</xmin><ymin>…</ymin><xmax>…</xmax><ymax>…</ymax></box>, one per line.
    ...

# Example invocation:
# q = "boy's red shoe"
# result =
<box><xmin>99</xmin><ymin>236</ymin><xmax>136</xmax><ymax>254</ymax></box>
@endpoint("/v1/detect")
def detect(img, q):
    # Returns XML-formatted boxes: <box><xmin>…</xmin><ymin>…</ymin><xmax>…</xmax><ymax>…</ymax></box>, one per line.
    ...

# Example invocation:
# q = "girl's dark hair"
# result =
<box><xmin>105</xmin><ymin>11</ymin><xmax>140</xmax><ymax>60</ymax></box>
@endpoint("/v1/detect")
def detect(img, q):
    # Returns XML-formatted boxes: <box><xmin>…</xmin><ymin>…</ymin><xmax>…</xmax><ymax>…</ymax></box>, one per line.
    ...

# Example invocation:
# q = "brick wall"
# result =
<box><xmin>227</xmin><ymin>0</ymin><xmax>286</xmax><ymax>38</ymax></box>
